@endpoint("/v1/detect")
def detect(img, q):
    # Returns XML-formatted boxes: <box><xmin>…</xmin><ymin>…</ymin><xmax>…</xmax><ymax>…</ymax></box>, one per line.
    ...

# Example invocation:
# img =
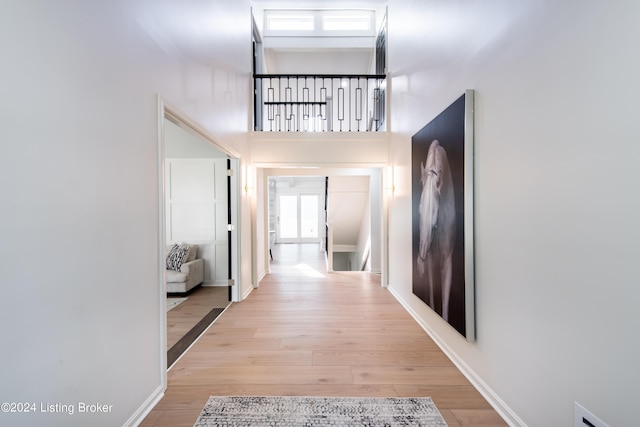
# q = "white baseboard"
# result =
<box><xmin>387</xmin><ymin>286</ymin><xmax>526</xmax><ymax>427</ymax></box>
<box><xmin>242</xmin><ymin>284</ymin><xmax>254</xmax><ymax>301</ymax></box>
<box><xmin>257</xmin><ymin>270</ymin><xmax>267</xmax><ymax>284</ymax></box>
<box><xmin>202</xmin><ymin>280</ymin><xmax>231</xmax><ymax>287</ymax></box>
<box><xmin>124</xmin><ymin>385</ymin><xmax>164</xmax><ymax>427</ymax></box>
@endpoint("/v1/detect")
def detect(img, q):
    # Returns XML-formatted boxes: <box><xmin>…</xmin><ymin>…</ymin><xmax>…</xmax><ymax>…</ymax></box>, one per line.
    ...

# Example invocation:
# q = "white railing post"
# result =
<box><xmin>326</xmin><ymin>223</ymin><xmax>333</xmax><ymax>273</ymax></box>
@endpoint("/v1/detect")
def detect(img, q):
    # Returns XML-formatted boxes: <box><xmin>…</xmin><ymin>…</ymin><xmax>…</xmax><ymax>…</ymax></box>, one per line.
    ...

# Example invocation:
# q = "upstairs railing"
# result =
<box><xmin>254</xmin><ymin>74</ymin><xmax>386</xmax><ymax>132</ymax></box>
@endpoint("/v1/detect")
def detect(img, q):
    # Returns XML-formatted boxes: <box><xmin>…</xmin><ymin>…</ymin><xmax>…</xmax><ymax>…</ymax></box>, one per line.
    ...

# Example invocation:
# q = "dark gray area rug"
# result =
<box><xmin>194</xmin><ymin>396</ymin><xmax>448</xmax><ymax>426</ymax></box>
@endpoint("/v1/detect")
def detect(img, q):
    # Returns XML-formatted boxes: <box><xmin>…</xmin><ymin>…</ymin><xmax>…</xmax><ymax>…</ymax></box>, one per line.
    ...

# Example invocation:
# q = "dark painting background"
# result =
<box><xmin>411</xmin><ymin>94</ymin><xmax>467</xmax><ymax>337</ymax></box>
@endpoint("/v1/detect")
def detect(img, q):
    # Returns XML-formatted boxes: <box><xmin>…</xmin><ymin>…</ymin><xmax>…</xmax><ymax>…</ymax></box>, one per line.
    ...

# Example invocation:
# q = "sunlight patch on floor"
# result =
<box><xmin>294</xmin><ymin>263</ymin><xmax>326</xmax><ymax>278</ymax></box>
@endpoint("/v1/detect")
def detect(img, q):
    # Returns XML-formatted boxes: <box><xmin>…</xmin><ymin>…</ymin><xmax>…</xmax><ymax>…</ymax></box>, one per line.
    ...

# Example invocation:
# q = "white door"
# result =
<box><xmin>277</xmin><ymin>193</ymin><xmax>321</xmax><ymax>243</ymax></box>
<box><xmin>300</xmin><ymin>194</ymin><xmax>319</xmax><ymax>239</ymax></box>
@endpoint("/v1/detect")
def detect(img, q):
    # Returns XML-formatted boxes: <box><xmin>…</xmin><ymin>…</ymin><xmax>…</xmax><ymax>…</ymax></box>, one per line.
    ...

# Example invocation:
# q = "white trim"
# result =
<box><xmin>257</xmin><ymin>270</ymin><xmax>267</xmax><ymax>284</ymax></box>
<box><xmin>327</xmin><ymin>223</ymin><xmax>334</xmax><ymax>272</ymax></box>
<box><xmin>123</xmin><ymin>385</ymin><xmax>164</xmax><ymax>427</ymax></box>
<box><xmin>242</xmin><ymin>284</ymin><xmax>254</xmax><ymax>301</ymax></box>
<box><xmin>156</xmin><ymin>95</ymin><xmax>243</xmax><ymax>415</ymax></box>
<box><xmin>163</xmin><ymin>99</ymin><xmax>241</xmax><ymax>159</ymax></box>
<box><xmin>387</xmin><ymin>286</ymin><xmax>526</xmax><ymax>427</ymax></box>
<box><xmin>156</xmin><ymin>97</ymin><xmax>168</xmax><ymax>392</ymax></box>
<box><xmin>229</xmin><ymin>157</ymin><xmax>242</xmax><ymax>303</ymax></box>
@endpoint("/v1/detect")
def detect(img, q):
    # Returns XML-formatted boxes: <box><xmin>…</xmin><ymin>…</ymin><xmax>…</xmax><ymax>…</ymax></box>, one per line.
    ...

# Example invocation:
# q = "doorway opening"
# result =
<box><xmin>159</xmin><ymin>100</ymin><xmax>241</xmax><ymax>376</ymax></box>
<box><xmin>263</xmin><ymin>169</ymin><xmax>383</xmax><ymax>277</ymax></box>
<box><xmin>273</xmin><ymin>178</ymin><xmax>324</xmax><ymax>244</ymax></box>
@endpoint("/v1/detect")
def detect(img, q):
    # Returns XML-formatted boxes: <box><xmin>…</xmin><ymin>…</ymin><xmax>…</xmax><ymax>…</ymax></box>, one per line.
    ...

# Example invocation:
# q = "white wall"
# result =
<box><xmin>327</xmin><ymin>176</ymin><xmax>369</xmax><ymax>247</ymax></box>
<box><xmin>250</xmin><ymin>132</ymin><xmax>389</xmax><ymax>165</ymax></box>
<box><xmin>387</xmin><ymin>1</ymin><xmax>640</xmax><ymax>426</ymax></box>
<box><xmin>265</xmin><ymin>49</ymin><xmax>374</xmax><ymax>75</ymax></box>
<box><xmin>165</xmin><ymin>119</ymin><xmax>230</xmax><ymax>160</ymax></box>
<box><xmin>254</xmin><ymin>168</ymin><xmax>268</xmax><ymax>284</ymax></box>
<box><xmin>165</xmin><ymin>158</ymin><xmax>229</xmax><ymax>286</ymax></box>
<box><xmin>355</xmin><ymin>190</ymin><xmax>372</xmax><ymax>271</ymax></box>
<box><xmin>0</xmin><ymin>1</ymin><xmax>250</xmax><ymax>426</ymax></box>
<box><xmin>369</xmin><ymin>168</ymin><xmax>382</xmax><ymax>273</ymax></box>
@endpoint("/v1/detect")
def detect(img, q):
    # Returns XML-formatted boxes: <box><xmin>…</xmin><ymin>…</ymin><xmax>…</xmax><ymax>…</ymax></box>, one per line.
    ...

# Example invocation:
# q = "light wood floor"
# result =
<box><xmin>142</xmin><ymin>244</ymin><xmax>506</xmax><ymax>426</ymax></box>
<box><xmin>167</xmin><ymin>286</ymin><xmax>230</xmax><ymax>350</ymax></box>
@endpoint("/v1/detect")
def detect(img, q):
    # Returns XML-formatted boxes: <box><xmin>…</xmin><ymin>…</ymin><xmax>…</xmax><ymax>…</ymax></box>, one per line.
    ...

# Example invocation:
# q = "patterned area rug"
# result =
<box><xmin>166</xmin><ymin>297</ymin><xmax>187</xmax><ymax>312</ymax></box>
<box><xmin>194</xmin><ymin>396</ymin><xmax>448</xmax><ymax>426</ymax></box>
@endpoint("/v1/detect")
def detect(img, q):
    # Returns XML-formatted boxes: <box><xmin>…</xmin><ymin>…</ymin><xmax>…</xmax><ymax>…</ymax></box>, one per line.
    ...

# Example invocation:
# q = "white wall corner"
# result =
<box><xmin>123</xmin><ymin>386</ymin><xmax>164</xmax><ymax>427</ymax></box>
<box><xmin>242</xmin><ymin>283</ymin><xmax>254</xmax><ymax>301</ymax></box>
<box><xmin>257</xmin><ymin>270</ymin><xmax>267</xmax><ymax>285</ymax></box>
<box><xmin>386</xmin><ymin>286</ymin><xmax>526</xmax><ymax>427</ymax></box>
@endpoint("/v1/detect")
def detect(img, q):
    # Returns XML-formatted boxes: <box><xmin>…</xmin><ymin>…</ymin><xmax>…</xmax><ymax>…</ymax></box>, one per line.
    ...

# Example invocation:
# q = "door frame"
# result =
<box><xmin>157</xmin><ymin>96</ymin><xmax>241</xmax><ymax>389</ymax></box>
<box><xmin>259</xmin><ymin>167</ymin><xmax>387</xmax><ymax>284</ymax></box>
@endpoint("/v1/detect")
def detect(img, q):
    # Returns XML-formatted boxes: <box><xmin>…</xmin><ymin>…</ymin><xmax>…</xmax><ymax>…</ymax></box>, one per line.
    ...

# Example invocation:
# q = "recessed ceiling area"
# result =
<box><xmin>251</xmin><ymin>0</ymin><xmax>387</xmax><ymax>9</ymax></box>
<box><xmin>263</xmin><ymin>9</ymin><xmax>375</xmax><ymax>35</ymax></box>
<box><xmin>252</xmin><ymin>1</ymin><xmax>387</xmax><ymax>75</ymax></box>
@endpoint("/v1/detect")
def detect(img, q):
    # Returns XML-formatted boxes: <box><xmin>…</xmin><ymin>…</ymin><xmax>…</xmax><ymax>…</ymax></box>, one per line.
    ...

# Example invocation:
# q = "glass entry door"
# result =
<box><xmin>277</xmin><ymin>193</ymin><xmax>321</xmax><ymax>243</ymax></box>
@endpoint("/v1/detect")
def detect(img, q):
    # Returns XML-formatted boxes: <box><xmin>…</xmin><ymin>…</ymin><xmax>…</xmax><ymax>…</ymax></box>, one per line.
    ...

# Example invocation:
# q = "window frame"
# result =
<box><xmin>263</xmin><ymin>9</ymin><xmax>375</xmax><ymax>37</ymax></box>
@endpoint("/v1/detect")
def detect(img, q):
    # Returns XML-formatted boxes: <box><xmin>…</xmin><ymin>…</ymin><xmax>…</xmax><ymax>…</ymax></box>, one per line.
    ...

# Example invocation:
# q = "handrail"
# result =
<box><xmin>254</xmin><ymin>74</ymin><xmax>386</xmax><ymax>132</ymax></box>
<box><xmin>255</xmin><ymin>74</ymin><xmax>387</xmax><ymax>79</ymax></box>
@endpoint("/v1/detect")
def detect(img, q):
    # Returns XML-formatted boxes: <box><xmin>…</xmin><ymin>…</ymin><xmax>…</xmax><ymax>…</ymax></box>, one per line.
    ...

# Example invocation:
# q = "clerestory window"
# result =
<box><xmin>264</xmin><ymin>9</ymin><xmax>375</xmax><ymax>37</ymax></box>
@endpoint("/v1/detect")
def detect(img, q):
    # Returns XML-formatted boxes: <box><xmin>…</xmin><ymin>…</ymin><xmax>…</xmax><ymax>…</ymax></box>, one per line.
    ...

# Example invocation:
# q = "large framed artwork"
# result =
<box><xmin>411</xmin><ymin>90</ymin><xmax>475</xmax><ymax>342</ymax></box>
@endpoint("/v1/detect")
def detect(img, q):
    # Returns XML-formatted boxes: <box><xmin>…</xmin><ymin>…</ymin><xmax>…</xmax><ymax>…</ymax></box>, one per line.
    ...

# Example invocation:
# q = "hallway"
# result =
<box><xmin>141</xmin><ymin>244</ymin><xmax>505</xmax><ymax>426</ymax></box>
<box><xmin>269</xmin><ymin>242</ymin><xmax>328</xmax><ymax>275</ymax></box>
